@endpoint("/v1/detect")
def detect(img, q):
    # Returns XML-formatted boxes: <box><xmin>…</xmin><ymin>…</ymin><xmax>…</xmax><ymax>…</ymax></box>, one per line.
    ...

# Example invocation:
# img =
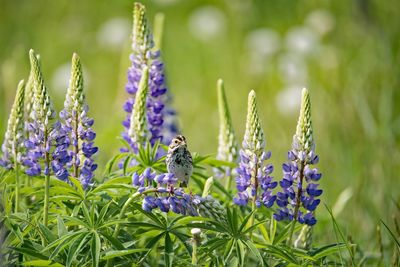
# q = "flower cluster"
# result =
<box><xmin>121</xmin><ymin>2</ymin><xmax>178</xmax><ymax>153</ymax></box>
<box><xmin>0</xmin><ymin>80</ymin><xmax>25</xmax><ymax>169</ymax></box>
<box><xmin>234</xmin><ymin>90</ymin><xmax>277</xmax><ymax>208</ymax></box>
<box><xmin>0</xmin><ymin>50</ymin><xmax>98</xmax><ymax>189</ymax></box>
<box><xmin>274</xmin><ymin>88</ymin><xmax>322</xmax><ymax>226</ymax></box>
<box><xmin>132</xmin><ymin>168</ymin><xmax>225</xmax><ymax>219</ymax></box>
<box><xmin>57</xmin><ymin>53</ymin><xmax>98</xmax><ymax>188</ymax></box>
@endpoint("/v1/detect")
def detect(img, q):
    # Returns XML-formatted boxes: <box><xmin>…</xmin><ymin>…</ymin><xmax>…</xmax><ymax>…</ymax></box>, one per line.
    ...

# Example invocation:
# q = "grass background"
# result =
<box><xmin>0</xmin><ymin>0</ymin><xmax>399</xmax><ymax>251</ymax></box>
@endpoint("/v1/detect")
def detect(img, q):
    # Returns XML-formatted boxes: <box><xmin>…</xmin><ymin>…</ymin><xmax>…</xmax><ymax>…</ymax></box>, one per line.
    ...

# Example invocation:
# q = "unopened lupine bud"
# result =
<box><xmin>129</xmin><ymin>66</ymin><xmax>149</xmax><ymax>148</ymax></box>
<box><xmin>216</xmin><ymin>79</ymin><xmax>238</xmax><ymax>177</ymax></box>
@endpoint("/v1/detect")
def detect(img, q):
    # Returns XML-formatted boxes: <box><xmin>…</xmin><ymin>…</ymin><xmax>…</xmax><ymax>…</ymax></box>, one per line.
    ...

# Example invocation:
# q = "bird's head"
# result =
<box><xmin>169</xmin><ymin>135</ymin><xmax>187</xmax><ymax>150</ymax></box>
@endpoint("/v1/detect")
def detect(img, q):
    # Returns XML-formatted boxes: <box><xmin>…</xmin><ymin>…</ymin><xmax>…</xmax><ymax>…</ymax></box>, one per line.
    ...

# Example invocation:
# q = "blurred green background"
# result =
<box><xmin>1</xmin><ymin>0</ymin><xmax>399</xmax><ymax>249</ymax></box>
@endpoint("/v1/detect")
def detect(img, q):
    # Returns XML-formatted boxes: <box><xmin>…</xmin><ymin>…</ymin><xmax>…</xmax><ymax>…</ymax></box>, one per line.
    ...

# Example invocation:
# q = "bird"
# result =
<box><xmin>166</xmin><ymin>135</ymin><xmax>193</xmax><ymax>188</ymax></box>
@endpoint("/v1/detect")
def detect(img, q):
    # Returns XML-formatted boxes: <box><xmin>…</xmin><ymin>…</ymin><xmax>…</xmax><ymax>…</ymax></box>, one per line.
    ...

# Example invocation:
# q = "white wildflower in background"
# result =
<box><xmin>188</xmin><ymin>6</ymin><xmax>226</xmax><ymax>42</ymax></box>
<box><xmin>275</xmin><ymin>86</ymin><xmax>303</xmax><ymax>115</ymax></box>
<box><xmin>245</xmin><ymin>28</ymin><xmax>280</xmax><ymax>75</ymax></box>
<box><xmin>285</xmin><ymin>26</ymin><xmax>318</xmax><ymax>55</ymax></box>
<box><xmin>305</xmin><ymin>9</ymin><xmax>335</xmax><ymax>37</ymax></box>
<box><xmin>97</xmin><ymin>18</ymin><xmax>130</xmax><ymax>50</ymax></box>
<box><xmin>278</xmin><ymin>53</ymin><xmax>308</xmax><ymax>84</ymax></box>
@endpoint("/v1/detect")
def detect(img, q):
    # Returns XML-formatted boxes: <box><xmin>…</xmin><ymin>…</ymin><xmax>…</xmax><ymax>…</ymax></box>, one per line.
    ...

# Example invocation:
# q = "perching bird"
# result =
<box><xmin>166</xmin><ymin>135</ymin><xmax>193</xmax><ymax>187</ymax></box>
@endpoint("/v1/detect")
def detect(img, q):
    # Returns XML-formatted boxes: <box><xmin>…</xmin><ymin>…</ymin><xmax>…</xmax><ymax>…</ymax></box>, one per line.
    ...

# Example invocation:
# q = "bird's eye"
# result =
<box><xmin>174</xmin><ymin>140</ymin><xmax>178</xmax><ymax>144</ymax></box>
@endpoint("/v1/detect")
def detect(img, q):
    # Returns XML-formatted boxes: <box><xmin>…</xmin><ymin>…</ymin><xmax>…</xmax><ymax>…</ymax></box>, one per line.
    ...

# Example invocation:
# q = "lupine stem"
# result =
<box><xmin>287</xmin><ymin>161</ymin><xmax>305</xmax><ymax>245</ymax></box>
<box><xmin>249</xmin><ymin>163</ymin><xmax>259</xmax><ymax>238</ymax></box>
<box><xmin>13</xmin><ymin>151</ymin><xmax>19</xmax><ymax>213</ymax></box>
<box><xmin>43</xmin><ymin>131</ymin><xmax>50</xmax><ymax>226</ymax></box>
<box><xmin>73</xmin><ymin>111</ymin><xmax>79</xmax><ymax>178</ymax></box>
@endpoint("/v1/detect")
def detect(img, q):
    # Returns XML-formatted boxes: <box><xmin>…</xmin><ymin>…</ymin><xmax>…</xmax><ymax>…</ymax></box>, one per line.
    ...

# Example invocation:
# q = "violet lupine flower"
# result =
<box><xmin>121</xmin><ymin>3</ymin><xmax>178</xmax><ymax>153</ymax></box>
<box><xmin>233</xmin><ymin>90</ymin><xmax>277</xmax><ymax>208</ymax></box>
<box><xmin>274</xmin><ymin>88</ymin><xmax>322</xmax><ymax>226</ymax></box>
<box><xmin>57</xmin><ymin>53</ymin><xmax>98</xmax><ymax>188</ymax></box>
<box><xmin>0</xmin><ymin>80</ymin><xmax>25</xmax><ymax>169</ymax></box>
<box><xmin>131</xmin><ymin>168</ymin><xmax>225</xmax><ymax>219</ymax></box>
<box><xmin>23</xmin><ymin>50</ymin><xmax>57</xmax><ymax>177</ymax></box>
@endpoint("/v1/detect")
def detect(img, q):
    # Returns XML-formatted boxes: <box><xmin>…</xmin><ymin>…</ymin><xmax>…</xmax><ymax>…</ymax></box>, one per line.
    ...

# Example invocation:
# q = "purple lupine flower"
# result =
<box><xmin>274</xmin><ymin>88</ymin><xmax>322</xmax><ymax>226</ymax></box>
<box><xmin>23</xmin><ymin>50</ymin><xmax>58</xmax><ymax>177</ymax></box>
<box><xmin>233</xmin><ymin>91</ymin><xmax>277</xmax><ymax>208</ymax></box>
<box><xmin>0</xmin><ymin>80</ymin><xmax>25</xmax><ymax>170</ymax></box>
<box><xmin>131</xmin><ymin>168</ymin><xmax>203</xmax><ymax>216</ymax></box>
<box><xmin>121</xmin><ymin>3</ymin><xmax>178</xmax><ymax>154</ymax></box>
<box><xmin>56</xmin><ymin>54</ymin><xmax>98</xmax><ymax>188</ymax></box>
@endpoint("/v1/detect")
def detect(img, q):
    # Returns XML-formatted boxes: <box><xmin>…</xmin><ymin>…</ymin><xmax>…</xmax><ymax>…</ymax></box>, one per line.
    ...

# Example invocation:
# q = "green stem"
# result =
<box><xmin>287</xmin><ymin>161</ymin><xmax>305</xmax><ymax>246</ymax></box>
<box><xmin>14</xmin><ymin>154</ymin><xmax>19</xmax><ymax>213</ymax></box>
<box><xmin>192</xmin><ymin>240</ymin><xmax>198</xmax><ymax>265</ymax></box>
<box><xmin>249</xmin><ymin>163</ymin><xmax>259</xmax><ymax>239</ymax></box>
<box><xmin>226</xmin><ymin>171</ymin><xmax>233</xmax><ymax>192</ymax></box>
<box><xmin>73</xmin><ymin>111</ymin><xmax>80</xmax><ymax>178</ymax></box>
<box><xmin>43</xmin><ymin>130</ymin><xmax>50</xmax><ymax>226</ymax></box>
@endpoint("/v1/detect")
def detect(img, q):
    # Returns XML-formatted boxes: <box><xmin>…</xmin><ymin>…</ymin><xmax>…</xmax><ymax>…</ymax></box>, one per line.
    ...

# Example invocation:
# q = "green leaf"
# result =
<box><xmin>91</xmin><ymin>232</ymin><xmax>101</xmax><ymax>267</ymax></box>
<box><xmin>381</xmin><ymin>219</ymin><xmax>400</xmax><ymax>251</ymax></box>
<box><xmin>89</xmin><ymin>177</ymin><xmax>131</xmax><ymax>196</ymax></box>
<box><xmin>57</xmin><ymin>216</ymin><xmax>68</xmax><ymax>237</ymax></box>
<box><xmin>81</xmin><ymin>202</ymin><xmax>93</xmax><ymax>227</ymax></box>
<box><xmin>69</xmin><ymin>177</ymin><xmax>85</xmax><ymax>198</ymax></box>
<box><xmin>164</xmin><ymin>232</ymin><xmax>174</xmax><ymax>267</ymax></box>
<box><xmin>101</xmin><ymin>233</ymin><xmax>125</xmax><ymax>250</ymax></box>
<box><xmin>21</xmin><ymin>260</ymin><xmax>64</xmax><ymax>266</ymax></box>
<box><xmin>123</xmin><ymin>155</ymin><xmax>133</xmax><ymax>176</ymax></box>
<box><xmin>243</xmin><ymin>240</ymin><xmax>264</xmax><ymax>266</ymax></box>
<box><xmin>263</xmin><ymin>245</ymin><xmax>299</xmax><ymax>264</ymax></box>
<box><xmin>66</xmin><ymin>233</ymin><xmax>89</xmax><ymax>267</ymax></box>
<box><xmin>38</xmin><ymin>224</ymin><xmax>57</xmax><ymax>244</ymax></box>
<box><xmin>310</xmin><ymin>243</ymin><xmax>348</xmax><ymax>259</ymax></box>
<box><xmin>104</xmin><ymin>153</ymin><xmax>129</xmax><ymax>175</ymax></box>
<box><xmin>11</xmin><ymin>246</ymin><xmax>49</xmax><ymax>260</ymax></box>
<box><xmin>235</xmin><ymin>240</ymin><xmax>246</xmax><ymax>266</ymax></box>
<box><xmin>101</xmin><ymin>249</ymin><xmax>149</xmax><ymax>260</ymax></box>
<box><xmin>273</xmin><ymin>221</ymin><xmax>302</xmax><ymax>245</ymax></box>
<box><xmin>325</xmin><ymin>204</ymin><xmax>355</xmax><ymax>266</ymax></box>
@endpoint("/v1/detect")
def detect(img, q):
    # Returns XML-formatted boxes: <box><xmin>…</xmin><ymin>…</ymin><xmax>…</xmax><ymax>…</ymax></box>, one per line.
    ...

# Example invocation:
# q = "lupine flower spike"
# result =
<box><xmin>122</xmin><ymin>2</ymin><xmax>178</xmax><ymax>153</ymax></box>
<box><xmin>128</xmin><ymin>66</ymin><xmax>149</xmax><ymax>150</ymax></box>
<box><xmin>23</xmin><ymin>49</ymin><xmax>56</xmax><ymax>177</ymax></box>
<box><xmin>23</xmin><ymin>49</ymin><xmax>56</xmax><ymax>226</ymax></box>
<box><xmin>0</xmin><ymin>80</ymin><xmax>25</xmax><ymax>169</ymax></box>
<box><xmin>215</xmin><ymin>79</ymin><xmax>238</xmax><ymax>185</ymax></box>
<box><xmin>0</xmin><ymin>80</ymin><xmax>25</xmax><ymax>212</ymax></box>
<box><xmin>58</xmin><ymin>53</ymin><xmax>98</xmax><ymax>188</ymax></box>
<box><xmin>234</xmin><ymin>90</ymin><xmax>277</xmax><ymax>208</ymax></box>
<box><xmin>274</xmin><ymin>88</ymin><xmax>322</xmax><ymax>238</ymax></box>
